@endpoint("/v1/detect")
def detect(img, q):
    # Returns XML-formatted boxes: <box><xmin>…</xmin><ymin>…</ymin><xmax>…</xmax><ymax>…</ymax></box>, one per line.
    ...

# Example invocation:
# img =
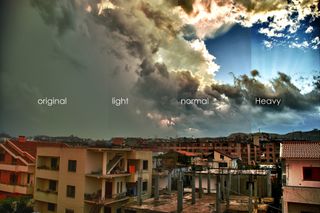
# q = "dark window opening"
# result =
<box><xmin>142</xmin><ymin>160</ymin><xmax>148</xmax><ymax>170</ymax></box>
<box><xmin>49</xmin><ymin>180</ymin><xmax>57</xmax><ymax>191</ymax></box>
<box><xmin>68</xmin><ymin>160</ymin><xmax>77</xmax><ymax>172</ymax></box>
<box><xmin>303</xmin><ymin>167</ymin><xmax>320</xmax><ymax>181</ymax></box>
<box><xmin>10</xmin><ymin>173</ymin><xmax>17</xmax><ymax>185</ymax></box>
<box><xmin>65</xmin><ymin>209</ymin><xmax>74</xmax><ymax>213</ymax></box>
<box><xmin>51</xmin><ymin>158</ymin><xmax>58</xmax><ymax>170</ymax></box>
<box><xmin>66</xmin><ymin>185</ymin><xmax>76</xmax><ymax>198</ymax></box>
<box><xmin>48</xmin><ymin>203</ymin><xmax>56</xmax><ymax>211</ymax></box>
<box><xmin>0</xmin><ymin>152</ymin><xmax>4</xmax><ymax>161</ymax></box>
<box><xmin>142</xmin><ymin>181</ymin><xmax>148</xmax><ymax>191</ymax></box>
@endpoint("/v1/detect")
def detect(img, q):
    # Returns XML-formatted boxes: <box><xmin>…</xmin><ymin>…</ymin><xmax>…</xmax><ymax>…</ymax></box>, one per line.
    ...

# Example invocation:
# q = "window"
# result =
<box><xmin>120</xmin><ymin>182</ymin><xmax>123</xmax><ymax>193</ymax></box>
<box><xmin>51</xmin><ymin>158</ymin><xmax>58</xmax><ymax>170</ymax></box>
<box><xmin>116</xmin><ymin>208</ymin><xmax>121</xmax><ymax>213</ymax></box>
<box><xmin>220</xmin><ymin>155</ymin><xmax>224</xmax><ymax>160</ymax></box>
<box><xmin>49</xmin><ymin>180</ymin><xmax>57</xmax><ymax>191</ymax></box>
<box><xmin>142</xmin><ymin>160</ymin><xmax>148</xmax><ymax>170</ymax></box>
<box><xmin>142</xmin><ymin>181</ymin><xmax>148</xmax><ymax>191</ymax></box>
<box><xmin>0</xmin><ymin>152</ymin><xmax>4</xmax><ymax>161</ymax></box>
<box><xmin>219</xmin><ymin>162</ymin><xmax>228</xmax><ymax>168</ymax></box>
<box><xmin>65</xmin><ymin>209</ymin><xmax>74</xmax><ymax>213</ymax></box>
<box><xmin>68</xmin><ymin>160</ymin><xmax>77</xmax><ymax>172</ymax></box>
<box><xmin>303</xmin><ymin>167</ymin><xmax>320</xmax><ymax>181</ymax></box>
<box><xmin>10</xmin><ymin>173</ymin><xmax>17</xmax><ymax>184</ymax></box>
<box><xmin>48</xmin><ymin>203</ymin><xmax>56</xmax><ymax>211</ymax></box>
<box><xmin>66</xmin><ymin>185</ymin><xmax>75</xmax><ymax>198</ymax></box>
<box><xmin>117</xmin><ymin>182</ymin><xmax>120</xmax><ymax>193</ymax></box>
<box><xmin>12</xmin><ymin>158</ymin><xmax>17</xmax><ymax>165</ymax></box>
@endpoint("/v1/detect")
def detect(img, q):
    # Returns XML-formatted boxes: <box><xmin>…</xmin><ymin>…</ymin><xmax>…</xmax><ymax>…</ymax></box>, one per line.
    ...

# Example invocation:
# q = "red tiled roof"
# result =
<box><xmin>282</xmin><ymin>141</ymin><xmax>320</xmax><ymax>159</ymax></box>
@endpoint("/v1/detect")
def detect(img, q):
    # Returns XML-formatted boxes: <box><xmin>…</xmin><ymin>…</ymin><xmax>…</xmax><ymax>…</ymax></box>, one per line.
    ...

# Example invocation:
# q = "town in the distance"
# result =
<box><xmin>0</xmin><ymin>129</ymin><xmax>319</xmax><ymax>213</ymax></box>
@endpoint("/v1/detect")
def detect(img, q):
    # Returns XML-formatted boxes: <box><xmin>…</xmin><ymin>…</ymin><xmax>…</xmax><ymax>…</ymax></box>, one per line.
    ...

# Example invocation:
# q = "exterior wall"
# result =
<box><xmin>57</xmin><ymin>148</ymin><xmax>86</xmax><ymax>213</ymax></box>
<box><xmin>287</xmin><ymin>202</ymin><xmax>320</xmax><ymax>213</ymax></box>
<box><xmin>282</xmin><ymin>158</ymin><xmax>320</xmax><ymax>213</ymax></box>
<box><xmin>34</xmin><ymin>147</ymin><xmax>87</xmax><ymax>213</ymax></box>
<box><xmin>283</xmin><ymin>186</ymin><xmax>320</xmax><ymax>213</ymax></box>
<box><xmin>285</xmin><ymin>159</ymin><xmax>320</xmax><ymax>187</ymax></box>
<box><xmin>0</xmin><ymin>146</ymin><xmax>34</xmax><ymax>195</ymax></box>
<box><xmin>35</xmin><ymin>147</ymin><xmax>153</xmax><ymax>213</ymax></box>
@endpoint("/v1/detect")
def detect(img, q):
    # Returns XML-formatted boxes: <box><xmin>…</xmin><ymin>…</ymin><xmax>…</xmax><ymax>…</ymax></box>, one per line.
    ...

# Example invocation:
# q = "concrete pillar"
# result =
<box><xmin>237</xmin><ymin>174</ymin><xmax>241</xmax><ymax>195</ymax></box>
<box><xmin>207</xmin><ymin>170</ymin><xmax>211</xmax><ymax>194</ymax></box>
<box><xmin>154</xmin><ymin>172</ymin><xmax>159</xmax><ymax>201</ymax></box>
<box><xmin>101</xmin><ymin>179</ymin><xmax>106</xmax><ymax>199</ymax></box>
<box><xmin>177</xmin><ymin>173</ymin><xmax>183</xmax><ymax>213</ymax></box>
<box><xmin>221</xmin><ymin>174</ymin><xmax>225</xmax><ymax>201</ymax></box>
<box><xmin>216</xmin><ymin>174</ymin><xmax>220</xmax><ymax>213</ymax></box>
<box><xmin>248</xmin><ymin>175</ymin><xmax>253</xmax><ymax>213</ymax></box>
<box><xmin>267</xmin><ymin>171</ymin><xmax>272</xmax><ymax>197</ymax></box>
<box><xmin>167</xmin><ymin>171</ymin><xmax>172</xmax><ymax>193</ymax></box>
<box><xmin>199</xmin><ymin>173</ymin><xmax>203</xmax><ymax>198</ymax></box>
<box><xmin>102</xmin><ymin>152</ymin><xmax>107</xmax><ymax>175</ymax></box>
<box><xmin>191</xmin><ymin>172</ymin><xmax>195</xmax><ymax>204</ymax></box>
<box><xmin>226</xmin><ymin>172</ymin><xmax>231</xmax><ymax>210</ymax></box>
<box><xmin>137</xmin><ymin>171</ymin><xmax>142</xmax><ymax>206</ymax></box>
<box><xmin>254</xmin><ymin>179</ymin><xmax>258</xmax><ymax>198</ymax></box>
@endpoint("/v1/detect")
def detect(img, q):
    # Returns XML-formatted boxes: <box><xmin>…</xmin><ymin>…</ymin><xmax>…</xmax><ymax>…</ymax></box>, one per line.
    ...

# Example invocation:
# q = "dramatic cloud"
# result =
<box><xmin>0</xmin><ymin>0</ymin><xmax>319</xmax><ymax>138</ymax></box>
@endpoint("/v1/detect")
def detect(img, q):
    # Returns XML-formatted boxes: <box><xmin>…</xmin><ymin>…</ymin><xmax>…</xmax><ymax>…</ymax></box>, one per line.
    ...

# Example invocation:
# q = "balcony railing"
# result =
<box><xmin>37</xmin><ymin>188</ymin><xmax>58</xmax><ymax>194</ymax></box>
<box><xmin>37</xmin><ymin>165</ymin><xmax>59</xmax><ymax>171</ymax></box>
<box><xmin>84</xmin><ymin>191</ymin><xmax>127</xmax><ymax>202</ymax></box>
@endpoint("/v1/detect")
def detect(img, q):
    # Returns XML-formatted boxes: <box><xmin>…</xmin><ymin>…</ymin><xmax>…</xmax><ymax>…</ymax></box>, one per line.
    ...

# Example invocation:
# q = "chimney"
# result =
<box><xmin>18</xmin><ymin>136</ymin><xmax>26</xmax><ymax>143</ymax></box>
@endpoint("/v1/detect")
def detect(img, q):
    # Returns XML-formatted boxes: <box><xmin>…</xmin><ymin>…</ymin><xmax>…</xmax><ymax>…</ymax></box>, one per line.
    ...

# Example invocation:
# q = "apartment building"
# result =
<box><xmin>0</xmin><ymin>137</ymin><xmax>65</xmax><ymax>198</ymax></box>
<box><xmin>33</xmin><ymin>146</ymin><xmax>152</xmax><ymax>213</ymax></box>
<box><xmin>281</xmin><ymin>141</ymin><xmax>320</xmax><ymax>213</ymax></box>
<box><xmin>132</xmin><ymin>135</ymin><xmax>280</xmax><ymax>166</ymax></box>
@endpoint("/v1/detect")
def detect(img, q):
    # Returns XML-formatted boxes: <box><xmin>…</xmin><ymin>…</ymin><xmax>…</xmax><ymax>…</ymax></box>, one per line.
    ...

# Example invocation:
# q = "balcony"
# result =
<box><xmin>0</xmin><ymin>183</ymin><xmax>33</xmax><ymax>194</ymax></box>
<box><xmin>0</xmin><ymin>164</ymin><xmax>30</xmax><ymax>173</ymax></box>
<box><xmin>36</xmin><ymin>166</ymin><xmax>59</xmax><ymax>180</ymax></box>
<box><xmin>84</xmin><ymin>192</ymin><xmax>129</xmax><ymax>205</ymax></box>
<box><xmin>86</xmin><ymin>170</ymin><xmax>131</xmax><ymax>179</ymax></box>
<box><xmin>34</xmin><ymin>189</ymin><xmax>58</xmax><ymax>203</ymax></box>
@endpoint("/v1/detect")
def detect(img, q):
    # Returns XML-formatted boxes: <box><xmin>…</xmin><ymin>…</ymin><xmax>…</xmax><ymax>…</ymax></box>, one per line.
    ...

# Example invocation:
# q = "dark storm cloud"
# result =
<box><xmin>30</xmin><ymin>0</ymin><xmax>77</xmax><ymax>35</ymax></box>
<box><xmin>206</xmin><ymin>71</ymin><xmax>320</xmax><ymax>112</ymax></box>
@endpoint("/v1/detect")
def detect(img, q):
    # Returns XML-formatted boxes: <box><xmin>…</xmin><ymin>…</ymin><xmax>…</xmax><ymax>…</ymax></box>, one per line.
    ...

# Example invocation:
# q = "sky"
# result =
<box><xmin>0</xmin><ymin>0</ymin><xmax>319</xmax><ymax>139</ymax></box>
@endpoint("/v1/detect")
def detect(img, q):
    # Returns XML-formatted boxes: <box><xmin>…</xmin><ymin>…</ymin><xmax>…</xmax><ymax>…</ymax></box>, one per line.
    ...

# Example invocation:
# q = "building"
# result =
<box><xmin>33</xmin><ymin>146</ymin><xmax>153</xmax><ymax>213</ymax></box>
<box><xmin>0</xmin><ymin>137</ymin><xmax>65</xmax><ymax>198</ymax></box>
<box><xmin>125</xmin><ymin>134</ymin><xmax>281</xmax><ymax>166</ymax></box>
<box><xmin>281</xmin><ymin>141</ymin><xmax>320</xmax><ymax>213</ymax></box>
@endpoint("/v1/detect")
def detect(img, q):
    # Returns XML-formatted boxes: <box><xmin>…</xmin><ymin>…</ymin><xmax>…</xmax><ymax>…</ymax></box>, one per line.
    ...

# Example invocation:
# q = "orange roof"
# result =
<box><xmin>282</xmin><ymin>141</ymin><xmax>320</xmax><ymax>159</ymax></box>
<box><xmin>2</xmin><ymin>140</ymin><xmax>68</xmax><ymax>164</ymax></box>
<box><xmin>175</xmin><ymin>150</ymin><xmax>201</xmax><ymax>157</ymax></box>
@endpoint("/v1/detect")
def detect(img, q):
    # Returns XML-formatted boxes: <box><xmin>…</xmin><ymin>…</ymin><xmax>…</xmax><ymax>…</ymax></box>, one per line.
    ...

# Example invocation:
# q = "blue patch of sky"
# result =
<box><xmin>205</xmin><ymin>16</ymin><xmax>319</xmax><ymax>90</ymax></box>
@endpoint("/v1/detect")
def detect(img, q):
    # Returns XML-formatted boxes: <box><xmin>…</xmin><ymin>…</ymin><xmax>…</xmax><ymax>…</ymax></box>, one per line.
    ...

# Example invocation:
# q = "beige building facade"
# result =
<box><xmin>34</xmin><ymin>146</ymin><xmax>152</xmax><ymax>213</ymax></box>
<box><xmin>281</xmin><ymin>142</ymin><xmax>320</xmax><ymax>213</ymax></box>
